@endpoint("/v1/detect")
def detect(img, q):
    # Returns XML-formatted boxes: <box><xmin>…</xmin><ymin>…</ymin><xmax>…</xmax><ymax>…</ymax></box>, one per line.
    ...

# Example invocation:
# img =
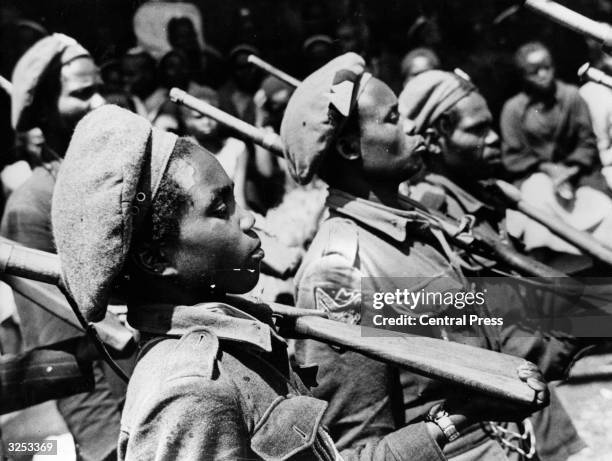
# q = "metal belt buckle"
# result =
<box><xmin>488</xmin><ymin>419</ymin><xmax>536</xmax><ymax>460</ymax></box>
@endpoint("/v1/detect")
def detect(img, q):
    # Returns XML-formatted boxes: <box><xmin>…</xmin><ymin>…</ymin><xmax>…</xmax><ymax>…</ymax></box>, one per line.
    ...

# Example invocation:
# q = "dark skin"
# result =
<box><xmin>330</xmin><ymin>77</ymin><xmax>548</xmax><ymax>446</ymax></box>
<box><xmin>432</xmin><ymin>92</ymin><xmax>502</xmax><ymax>182</ymax></box>
<box><xmin>519</xmin><ymin>48</ymin><xmax>555</xmax><ymax>99</ymax></box>
<box><xmin>331</xmin><ymin>77</ymin><xmax>426</xmax><ymax>207</ymax></box>
<box><xmin>42</xmin><ymin>57</ymin><xmax>105</xmax><ymax>155</ymax></box>
<box><xmin>130</xmin><ymin>144</ymin><xmax>262</xmax><ymax>306</ymax></box>
<box><xmin>518</xmin><ymin>48</ymin><xmax>579</xmax><ymax>192</ymax></box>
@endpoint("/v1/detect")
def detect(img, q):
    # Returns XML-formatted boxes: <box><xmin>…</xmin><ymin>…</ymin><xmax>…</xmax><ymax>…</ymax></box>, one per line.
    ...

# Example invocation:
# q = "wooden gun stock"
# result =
<box><xmin>0</xmin><ymin>237</ymin><xmax>539</xmax><ymax>407</ymax></box>
<box><xmin>0</xmin><ymin>238</ymin><xmax>134</xmax><ymax>353</ymax></box>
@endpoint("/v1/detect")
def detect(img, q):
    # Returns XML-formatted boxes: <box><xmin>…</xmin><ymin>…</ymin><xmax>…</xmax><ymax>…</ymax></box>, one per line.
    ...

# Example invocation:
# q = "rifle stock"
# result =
<box><xmin>0</xmin><ymin>237</ymin><xmax>539</xmax><ymax>406</ymax></box>
<box><xmin>0</xmin><ymin>238</ymin><xmax>134</xmax><ymax>352</ymax></box>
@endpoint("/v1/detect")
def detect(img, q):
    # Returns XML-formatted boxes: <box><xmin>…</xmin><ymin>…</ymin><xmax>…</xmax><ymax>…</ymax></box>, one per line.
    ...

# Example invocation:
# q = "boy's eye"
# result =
<box><xmin>385</xmin><ymin>109</ymin><xmax>399</xmax><ymax>124</ymax></box>
<box><xmin>211</xmin><ymin>201</ymin><xmax>229</xmax><ymax>218</ymax></box>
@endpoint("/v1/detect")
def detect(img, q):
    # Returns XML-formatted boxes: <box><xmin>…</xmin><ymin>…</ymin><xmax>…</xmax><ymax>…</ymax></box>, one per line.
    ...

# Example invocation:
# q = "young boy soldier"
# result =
<box><xmin>0</xmin><ymin>34</ymin><xmax>123</xmax><ymax>461</ymax></box>
<box><xmin>399</xmin><ymin>70</ymin><xmax>593</xmax><ymax>461</ymax></box>
<box><xmin>280</xmin><ymin>53</ymin><xmax>547</xmax><ymax>459</ymax></box>
<box><xmin>50</xmin><ymin>104</ymin><xmax>546</xmax><ymax>460</ymax></box>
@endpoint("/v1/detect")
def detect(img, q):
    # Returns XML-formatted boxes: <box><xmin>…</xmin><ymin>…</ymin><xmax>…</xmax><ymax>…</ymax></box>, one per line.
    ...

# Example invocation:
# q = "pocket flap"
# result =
<box><xmin>251</xmin><ymin>395</ymin><xmax>327</xmax><ymax>460</ymax></box>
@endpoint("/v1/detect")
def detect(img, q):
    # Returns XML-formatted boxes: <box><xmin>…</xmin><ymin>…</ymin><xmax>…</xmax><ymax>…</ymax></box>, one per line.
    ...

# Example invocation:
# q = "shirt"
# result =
<box><xmin>294</xmin><ymin>189</ymin><xmax>508</xmax><ymax>459</ymax></box>
<box><xmin>412</xmin><ymin>174</ymin><xmax>586</xmax><ymax>461</ymax></box>
<box><xmin>119</xmin><ymin>300</ymin><xmax>446</xmax><ymax>461</ymax></box>
<box><xmin>500</xmin><ymin>80</ymin><xmax>606</xmax><ymax>192</ymax></box>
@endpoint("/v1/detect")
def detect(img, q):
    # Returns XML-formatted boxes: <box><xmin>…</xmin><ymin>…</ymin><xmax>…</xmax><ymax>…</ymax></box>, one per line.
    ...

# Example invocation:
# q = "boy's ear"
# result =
<box><xmin>131</xmin><ymin>242</ymin><xmax>178</xmax><ymax>277</ymax></box>
<box><xmin>336</xmin><ymin>134</ymin><xmax>361</xmax><ymax>161</ymax></box>
<box><xmin>435</xmin><ymin>113</ymin><xmax>453</xmax><ymax>137</ymax></box>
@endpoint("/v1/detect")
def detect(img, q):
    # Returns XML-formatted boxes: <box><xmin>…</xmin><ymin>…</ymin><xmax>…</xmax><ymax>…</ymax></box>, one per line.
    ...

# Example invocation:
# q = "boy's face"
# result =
<box><xmin>521</xmin><ymin>48</ymin><xmax>555</xmax><ymax>95</ymax></box>
<box><xmin>57</xmin><ymin>57</ymin><xmax>105</xmax><ymax>132</ymax></box>
<box><xmin>356</xmin><ymin>78</ymin><xmax>426</xmax><ymax>182</ymax></box>
<box><xmin>183</xmin><ymin>108</ymin><xmax>219</xmax><ymax>141</ymax></box>
<box><xmin>441</xmin><ymin>92</ymin><xmax>501</xmax><ymax>178</ymax></box>
<box><xmin>165</xmin><ymin>145</ymin><xmax>262</xmax><ymax>293</ymax></box>
<box><xmin>122</xmin><ymin>54</ymin><xmax>156</xmax><ymax>98</ymax></box>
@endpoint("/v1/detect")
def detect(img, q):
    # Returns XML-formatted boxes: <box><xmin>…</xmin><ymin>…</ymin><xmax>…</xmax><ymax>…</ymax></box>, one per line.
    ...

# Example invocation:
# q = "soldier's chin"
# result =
<box><xmin>219</xmin><ymin>267</ymin><xmax>261</xmax><ymax>294</ymax></box>
<box><xmin>404</xmin><ymin>159</ymin><xmax>427</xmax><ymax>182</ymax></box>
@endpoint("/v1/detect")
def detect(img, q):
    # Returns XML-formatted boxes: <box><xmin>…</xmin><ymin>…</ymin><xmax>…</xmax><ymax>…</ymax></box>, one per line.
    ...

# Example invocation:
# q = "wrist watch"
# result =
<box><xmin>427</xmin><ymin>404</ymin><xmax>460</xmax><ymax>443</ymax></box>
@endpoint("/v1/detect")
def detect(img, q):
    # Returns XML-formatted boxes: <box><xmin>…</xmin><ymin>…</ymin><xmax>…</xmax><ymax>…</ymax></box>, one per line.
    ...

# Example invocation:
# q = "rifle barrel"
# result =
<box><xmin>578</xmin><ymin>63</ymin><xmax>612</xmax><ymax>91</ymax></box>
<box><xmin>170</xmin><ymin>88</ymin><xmax>285</xmax><ymax>156</ymax></box>
<box><xmin>247</xmin><ymin>55</ymin><xmax>302</xmax><ymax>88</ymax></box>
<box><xmin>523</xmin><ymin>0</ymin><xmax>612</xmax><ymax>50</ymax></box>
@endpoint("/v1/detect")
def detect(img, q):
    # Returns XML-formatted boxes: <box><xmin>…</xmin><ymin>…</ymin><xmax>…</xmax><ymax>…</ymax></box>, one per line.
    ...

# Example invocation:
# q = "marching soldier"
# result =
<box><xmin>49</xmin><ymin>104</ymin><xmax>546</xmax><ymax>460</ymax></box>
<box><xmin>280</xmin><ymin>53</ymin><xmax>547</xmax><ymax>459</ymax></box>
<box><xmin>399</xmin><ymin>69</ymin><xmax>595</xmax><ymax>461</ymax></box>
<box><xmin>0</xmin><ymin>34</ymin><xmax>123</xmax><ymax>461</ymax></box>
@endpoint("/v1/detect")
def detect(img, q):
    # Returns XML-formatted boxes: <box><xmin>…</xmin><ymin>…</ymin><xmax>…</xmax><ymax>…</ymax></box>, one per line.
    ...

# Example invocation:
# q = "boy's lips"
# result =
<box><xmin>250</xmin><ymin>240</ymin><xmax>265</xmax><ymax>260</ymax></box>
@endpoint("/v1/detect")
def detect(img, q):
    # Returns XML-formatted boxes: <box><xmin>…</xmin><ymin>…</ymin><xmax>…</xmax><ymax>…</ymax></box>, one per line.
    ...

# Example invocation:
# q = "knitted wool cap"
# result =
<box><xmin>11</xmin><ymin>33</ymin><xmax>91</xmax><ymax>131</ymax></box>
<box><xmin>52</xmin><ymin>105</ymin><xmax>177</xmax><ymax>322</ymax></box>
<box><xmin>280</xmin><ymin>52</ymin><xmax>370</xmax><ymax>185</ymax></box>
<box><xmin>398</xmin><ymin>70</ymin><xmax>476</xmax><ymax>134</ymax></box>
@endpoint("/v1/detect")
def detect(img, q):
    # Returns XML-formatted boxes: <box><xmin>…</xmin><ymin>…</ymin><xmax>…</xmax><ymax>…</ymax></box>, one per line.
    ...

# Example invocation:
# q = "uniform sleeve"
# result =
<box><xmin>120</xmin><ymin>376</ymin><xmax>248</xmax><ymax>461</ymax></box>
<box><xmin>564</xmin><ymin>93</ymin><xmax>599</xmax><ymax>172</ymax></box>
<box><xmin>500</xmin><ymin>99</ymin><xmax>542</xmax><ymax>178</ymax></box>
<box><xmin>295</xmin><ymin>252</ymin><xmax>444</xmax><ymax>459</ymax></box>
<box><xmin>339</xmin><ymin>422</ymin><xmax>446</xmax><ymax>461</ymax></box>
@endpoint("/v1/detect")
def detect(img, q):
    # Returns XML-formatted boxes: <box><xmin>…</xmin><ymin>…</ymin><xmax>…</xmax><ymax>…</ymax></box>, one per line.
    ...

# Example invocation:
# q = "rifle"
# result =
<box><xmin>578</xmin><ymin>62</ymin><xmax>612</xmax><ymax>91</ymax></box>
<box><xmin>0</xmin><ymin>236</ymin><xmax>541</xmax><ymax>406</ymax></box>
<box><xmin>170</xmin><ymin>87</ymin><xmax>569</xmax><ymax>280</ymax></box>
<box><xmin>522</xmin><ymin>0</ymin><xmax>612</xmax><ymax>52</ymax></box>
<box><xmin>247</xmin><ymin>55</ymin><xmax>301</xmax><ymax>88</ymax></box>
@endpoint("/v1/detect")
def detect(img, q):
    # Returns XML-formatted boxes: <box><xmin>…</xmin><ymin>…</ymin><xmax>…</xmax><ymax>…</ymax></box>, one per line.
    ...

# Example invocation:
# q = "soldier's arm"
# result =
<box><xmin>338</xmin><ymin>422</ymin><xmax>446</xmax><ymax>461</ymax></box>
<box><xmin>295</xmin><ymin>249</ymin><xmax>452</xmax><ymax>459</ymax></box>
<box><xmin>119</xmin><ymin>375</ymin><xmax>248</xmax><ymax>461</ymax></box>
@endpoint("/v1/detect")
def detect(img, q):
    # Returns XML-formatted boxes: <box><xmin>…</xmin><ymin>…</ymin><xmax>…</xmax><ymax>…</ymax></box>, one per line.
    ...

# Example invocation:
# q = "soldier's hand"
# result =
<box><xmin>446</xmin><ymin>361</ymin><xmax>549</xmax><ymax>424</ymax></box>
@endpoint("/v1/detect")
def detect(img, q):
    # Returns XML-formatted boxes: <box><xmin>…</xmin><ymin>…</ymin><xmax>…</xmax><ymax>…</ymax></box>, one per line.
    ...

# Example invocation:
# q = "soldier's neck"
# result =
<box><xmin>332</xmin><ymin>174</ymin><xmax>401</xmax><ymax>208</ymax></box>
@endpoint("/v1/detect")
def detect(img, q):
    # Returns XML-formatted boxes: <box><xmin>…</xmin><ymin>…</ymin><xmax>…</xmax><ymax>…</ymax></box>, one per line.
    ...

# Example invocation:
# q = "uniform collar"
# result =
<box><xmin>128</xmin><ymin>301</ymin><xmax>282</xmax><ymax>353</ymax></box>
<box><xmin>326</xmin><ymin>188</ymin><xmax>426</xmax><ymax>242</ymax></box>
<box><xmin>424</xmin><ymin>173</ymin><xmax>492</xmax><ymax>215</ymax></box>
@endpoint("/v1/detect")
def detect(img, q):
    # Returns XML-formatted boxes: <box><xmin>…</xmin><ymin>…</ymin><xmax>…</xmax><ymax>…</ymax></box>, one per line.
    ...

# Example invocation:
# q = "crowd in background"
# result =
<box><xmin>1</xmin><ymin>1</ymin><xmax>612</xmax><ymax>458</ymax></box>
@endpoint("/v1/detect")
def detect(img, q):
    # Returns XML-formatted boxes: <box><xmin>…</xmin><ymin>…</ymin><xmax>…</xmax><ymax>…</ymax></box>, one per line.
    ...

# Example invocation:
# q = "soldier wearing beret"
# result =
<box><xmin>399</xmin><ymin>70</ymin><xmax>597</xmax><ymax>461</ymax></box>
<box><xmin>0</xmin><ymin>34</ymin><xmax>121</xmax><ymax>461</ymax></box>
<box><xmin>280</xmin><ymin>53</ymin><xmax>548</xmax><ymax>459</ymax></box>
<box><xmin>51</xmin><ymin>104</ymin><xmax>514</xmax><ymax>460</ymax></box>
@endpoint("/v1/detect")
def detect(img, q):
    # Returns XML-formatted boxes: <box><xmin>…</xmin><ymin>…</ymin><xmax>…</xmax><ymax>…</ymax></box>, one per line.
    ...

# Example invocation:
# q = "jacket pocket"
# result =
<box><xmin>251</xmin><ymin>395</ymin><xmax>330</xmax><ymax>460</ymax></box>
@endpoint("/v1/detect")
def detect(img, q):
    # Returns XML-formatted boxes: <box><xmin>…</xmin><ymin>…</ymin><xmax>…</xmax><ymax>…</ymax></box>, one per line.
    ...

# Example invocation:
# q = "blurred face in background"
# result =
<box><xmin>122</xmin><ymin>53</ymin><xmax>157</xmax><ymax>99</ymax></box>
<box><xmin>159</xmin><ymin>51</ymin><xmax>190</xmax><ymax>89</ymax></box>
<box><xmin>182</xmin><ymin>94</ymin><xmax>220</xmax><ymax>143</ymax></box>
<box><xmin>56</xmin><ymin>57</ymin><xmax>105</xmax><ymax>132</ymax></box>
<box><xmin>520</xmin><ymin>47</ymin><xmax>555</xmax><ymax>96</ymax></box>
<box><xmin>167</xmin><ymin>17</ymin><xmax>200</xmax><ymax>53</ymax></box>
<box><xmin>231</xmin><ymin>51</ymin><xmax>261</xmax><ymax>93</ymax></box>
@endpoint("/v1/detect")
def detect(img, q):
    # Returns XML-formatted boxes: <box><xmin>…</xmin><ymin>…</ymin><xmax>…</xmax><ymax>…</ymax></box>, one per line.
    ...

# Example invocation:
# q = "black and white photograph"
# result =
<box><xmin>0</xmin><ymin>0</ymin><xmax>611</xmax><ymax>459</ymax></box>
